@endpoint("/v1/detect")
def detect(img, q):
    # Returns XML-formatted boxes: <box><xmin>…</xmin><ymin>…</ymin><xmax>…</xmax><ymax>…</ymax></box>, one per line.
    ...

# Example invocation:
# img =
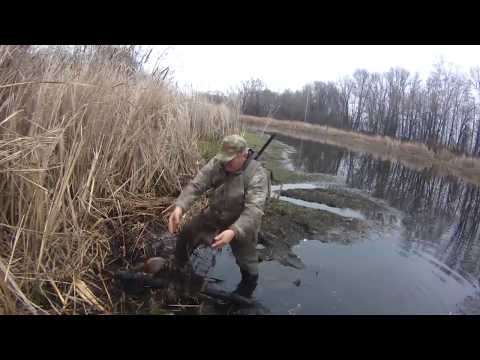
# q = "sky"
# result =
<box><xmin>145</xmin><ymin>45</ymin><xmax>480</xmax><ymax>93</ymax></box>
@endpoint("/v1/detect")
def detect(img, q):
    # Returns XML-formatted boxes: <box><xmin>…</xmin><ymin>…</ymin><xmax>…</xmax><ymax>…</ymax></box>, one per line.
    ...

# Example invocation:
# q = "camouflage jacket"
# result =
<box><xmin>175</xmin><ymin>156</ymin><xmax>269</xmax><ymax>242</ymax></box>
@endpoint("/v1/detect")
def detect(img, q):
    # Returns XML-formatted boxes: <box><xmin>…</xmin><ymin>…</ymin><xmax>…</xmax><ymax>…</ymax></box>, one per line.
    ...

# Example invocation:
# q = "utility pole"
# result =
<box><xmin>304</xmin><ymin>91</ymin><xmax>309</xmax><ymax>123</ymax></box>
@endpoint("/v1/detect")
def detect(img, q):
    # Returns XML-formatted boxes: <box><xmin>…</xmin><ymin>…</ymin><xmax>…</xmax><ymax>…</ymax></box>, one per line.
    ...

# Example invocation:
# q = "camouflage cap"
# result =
<box><xmin>214</xmin><ymin>134</ymin><xmax>247</xmax><ymax>163</ymax></box>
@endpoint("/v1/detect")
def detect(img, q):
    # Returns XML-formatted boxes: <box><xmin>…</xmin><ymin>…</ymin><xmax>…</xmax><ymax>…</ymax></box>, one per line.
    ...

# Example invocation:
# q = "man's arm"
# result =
<box><xmin>229</xmin><ymin>167</ymin><xmax>269</xmax><ymax>242</ymax></box>
<box><xmin>175</xmin><ymin>158</ymin><xmax>217</xmax><ymax>212</ymax></box>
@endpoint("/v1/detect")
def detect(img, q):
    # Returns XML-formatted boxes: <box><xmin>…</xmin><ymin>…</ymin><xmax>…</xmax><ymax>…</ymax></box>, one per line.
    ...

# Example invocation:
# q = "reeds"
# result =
<box><xmin>0</xmin><ymin>45</ymin><xmax>240</xmax><ymax>314</ymax></box>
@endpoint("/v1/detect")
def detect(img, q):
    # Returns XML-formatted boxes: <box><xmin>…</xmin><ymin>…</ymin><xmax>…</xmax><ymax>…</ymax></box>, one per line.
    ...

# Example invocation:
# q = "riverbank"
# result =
<box><xmin>241</xmin><ymin>115</ymin><xmax>480</xmax><ymax>187</ymax></box>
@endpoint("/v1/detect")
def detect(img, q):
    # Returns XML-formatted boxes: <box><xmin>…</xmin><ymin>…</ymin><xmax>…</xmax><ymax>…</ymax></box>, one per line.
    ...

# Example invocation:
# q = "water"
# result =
<box><xmin>205</xmin><ymin>133</ymin><xmax>480</xmax><ymax>314</ymax></box>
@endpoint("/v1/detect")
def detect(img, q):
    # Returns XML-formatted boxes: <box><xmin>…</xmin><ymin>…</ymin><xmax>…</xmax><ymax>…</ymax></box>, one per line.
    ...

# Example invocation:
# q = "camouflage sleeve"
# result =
<box><xmin>229</xmin><ymin>166</ymin><xmax>268</xmax><ymax>242</ymax></box>
<box><xmin>174</xmin><ymin>158</ymin><xmax>217</xmax><ymax>212</ymax></box>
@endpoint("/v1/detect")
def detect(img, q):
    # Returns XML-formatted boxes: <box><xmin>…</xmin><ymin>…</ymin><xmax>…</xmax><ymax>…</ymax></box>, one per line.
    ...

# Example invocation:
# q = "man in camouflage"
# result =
<box><xmin>168</xmin><ymin>134</ymin><xmax>269</xmax><ymax>298</ymax></box>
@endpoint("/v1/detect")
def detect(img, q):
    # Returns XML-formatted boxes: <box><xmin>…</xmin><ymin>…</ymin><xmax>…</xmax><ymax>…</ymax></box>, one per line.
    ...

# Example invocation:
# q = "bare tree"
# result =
<box><xmin>238</xmin><ymin>62</ymin><xmax>480</xmax><ymax>155</ymax></box>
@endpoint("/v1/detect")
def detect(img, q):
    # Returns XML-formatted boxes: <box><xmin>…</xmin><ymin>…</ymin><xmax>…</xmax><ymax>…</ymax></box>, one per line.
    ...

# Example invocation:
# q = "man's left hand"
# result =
<box><xmin>212</xmin><ymin>229</ymin><xmax>235</xmax><ymax>249</ymax></box>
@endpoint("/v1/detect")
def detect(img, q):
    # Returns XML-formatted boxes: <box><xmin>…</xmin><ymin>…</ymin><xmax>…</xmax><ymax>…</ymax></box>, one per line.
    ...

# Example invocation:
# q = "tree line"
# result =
<box><xmin>206</xmin><ymin>62</ymin><xmax>480</xmax><ymax>155</ymax></box>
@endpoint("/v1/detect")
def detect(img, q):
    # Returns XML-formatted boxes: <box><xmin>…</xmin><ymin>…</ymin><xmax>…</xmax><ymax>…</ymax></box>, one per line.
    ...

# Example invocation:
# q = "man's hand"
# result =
<box><xmin>168</xmin><ymin>206</ymin><xmax>183</xmax><ymax>233</ymax></box>
<box><xmin>212</xmin><ymin>229</ymin><xmax>235</xmax><ymax>249</ymax></box>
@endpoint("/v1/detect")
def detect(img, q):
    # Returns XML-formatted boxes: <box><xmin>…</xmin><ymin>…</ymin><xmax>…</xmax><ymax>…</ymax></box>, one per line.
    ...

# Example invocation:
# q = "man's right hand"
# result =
<box><xmin>168</xmin><ymin>206</ymin><xmax>183</xmax><ymax>234</ymax></box>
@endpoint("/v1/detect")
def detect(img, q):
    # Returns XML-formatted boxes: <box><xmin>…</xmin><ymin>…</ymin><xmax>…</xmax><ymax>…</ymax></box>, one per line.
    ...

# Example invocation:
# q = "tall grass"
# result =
<box><xmin>0</xmin><ymin>45</ymin><xmax>240</xmax><ymax>314</ymax></box>
<box><xmin>242</xmin><ymin>115</ymin><xmax>480</xmax><ymax>186</ymax></box>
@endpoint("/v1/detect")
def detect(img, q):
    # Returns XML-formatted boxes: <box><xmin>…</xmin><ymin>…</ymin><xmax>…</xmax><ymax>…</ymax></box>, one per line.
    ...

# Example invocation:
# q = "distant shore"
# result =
<box><xmin>241</xmin><ymin>115</ymin><xmax>480</xmax><ymax>186</ymax></box>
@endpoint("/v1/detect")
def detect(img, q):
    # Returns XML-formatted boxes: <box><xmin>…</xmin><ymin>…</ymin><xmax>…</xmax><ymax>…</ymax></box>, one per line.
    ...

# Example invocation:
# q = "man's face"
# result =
<box><xmin>223</xmin><ymin>152</ymin><xmax>247</xmax><ymax>173</ymax></box>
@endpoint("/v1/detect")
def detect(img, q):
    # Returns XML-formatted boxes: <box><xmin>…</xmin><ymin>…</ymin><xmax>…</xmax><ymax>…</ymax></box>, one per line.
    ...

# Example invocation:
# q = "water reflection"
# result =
<box><xmin>274</xmin><ymin>133</ymin><xmax>348</xmax><ymax>174</ymax></box>
<box><xmin>277</xmin><ymin>134</ymin><xmax>480</xmax><ymax>287</ymax></box>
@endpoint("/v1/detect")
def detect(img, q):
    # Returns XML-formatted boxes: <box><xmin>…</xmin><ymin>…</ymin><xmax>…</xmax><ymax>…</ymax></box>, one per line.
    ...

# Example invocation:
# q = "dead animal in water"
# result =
<box><xmin>131</xmin><ymin>256</ymin><xmax>168</xmax><ymax>274</ymax></box>
<box><xmin>115</xmin><ymin>270</ymin><xmax>168</xmax><ymax>294</ymax></box>
<box><xmin>143</xmin><ymin>257</ymin><xmax>168</xmax><ymax>274</ymax></box>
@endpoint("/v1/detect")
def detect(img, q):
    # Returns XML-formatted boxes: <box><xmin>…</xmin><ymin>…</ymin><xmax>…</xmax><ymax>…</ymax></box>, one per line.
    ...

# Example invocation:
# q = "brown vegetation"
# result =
<box><xmin>0</xmin><ymin>45</ymin><xmax>240</xmax><ymax>314</ymax></box>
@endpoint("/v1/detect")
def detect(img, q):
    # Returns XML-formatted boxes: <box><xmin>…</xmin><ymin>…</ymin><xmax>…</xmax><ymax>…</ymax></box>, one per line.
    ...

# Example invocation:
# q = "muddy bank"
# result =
<box><xmin>258</xmin><ymin>198</ymin><xmax>369</xmax><ymax>269</ymax></box>
<box><xmin>258</xmin><ymin>186</ymin><xmax>405</xmax><ymax>270</ymax></box>
<box><xmin>278</xmin><ymin>188</ymin><xmax>399</xmax><ymax>224</ymax></box>
<box><xmin>280</xmin><ymin>188</ymin><xmax>383</xmax><ymax>212</ymax></box>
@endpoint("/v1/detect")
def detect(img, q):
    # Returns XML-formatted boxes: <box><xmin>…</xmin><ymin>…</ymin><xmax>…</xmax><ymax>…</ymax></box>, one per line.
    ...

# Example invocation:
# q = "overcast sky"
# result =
<box><xmin>145</xmin><ymin>45</ymin><xmax>480</xmax><ymax>93</ymax></box>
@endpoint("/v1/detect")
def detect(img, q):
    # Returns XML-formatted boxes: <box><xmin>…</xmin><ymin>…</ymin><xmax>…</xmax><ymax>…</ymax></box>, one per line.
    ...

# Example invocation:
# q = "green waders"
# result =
<box><xmin>175</xmin><ymin>208</ymin><xmax>259</xmax><ymax>298</ymax></box>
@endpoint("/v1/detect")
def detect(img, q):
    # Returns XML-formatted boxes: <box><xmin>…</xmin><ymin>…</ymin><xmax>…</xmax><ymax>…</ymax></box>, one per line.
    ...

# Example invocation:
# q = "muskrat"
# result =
<box><xmin>132</xmin><ymin>256</ymin><xmax>168</xmax><ymax>275</ymax></box>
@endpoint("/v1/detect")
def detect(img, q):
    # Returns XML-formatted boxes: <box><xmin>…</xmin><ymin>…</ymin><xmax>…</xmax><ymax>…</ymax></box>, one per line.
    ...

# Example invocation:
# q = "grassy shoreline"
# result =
<box><xmin>241</xmin><ymin>115</ymin><xmax>480</xmax><ymax>186</ymax></box>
